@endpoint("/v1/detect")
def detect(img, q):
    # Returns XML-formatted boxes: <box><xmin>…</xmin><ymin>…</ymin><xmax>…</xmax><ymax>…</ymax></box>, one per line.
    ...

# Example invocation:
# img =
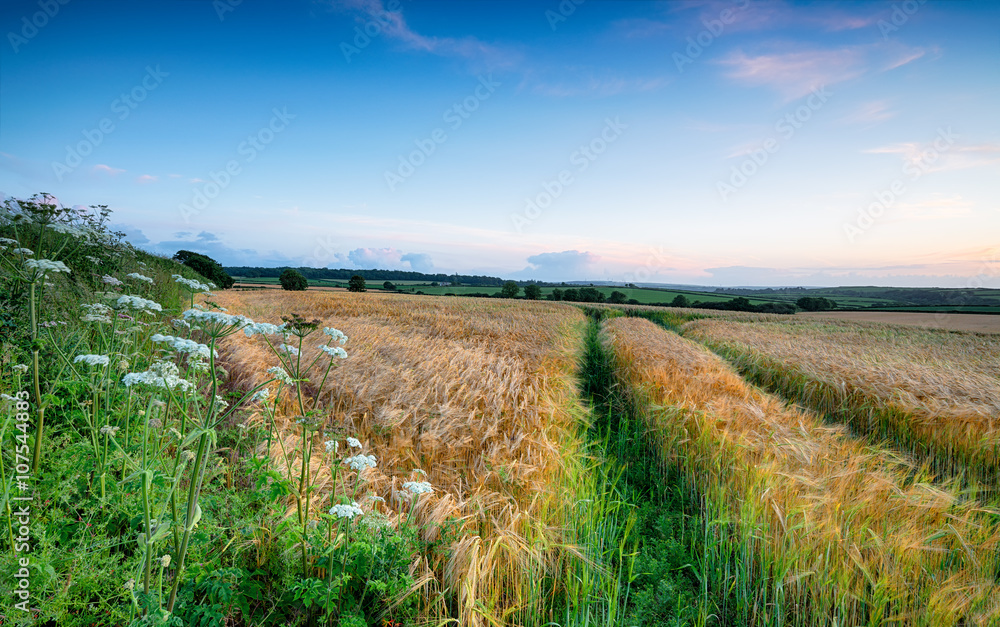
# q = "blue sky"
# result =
<box><xmin>1</xmin><ymin>0</ymin><xmax>998</xmax><ymax>286</ymax></box>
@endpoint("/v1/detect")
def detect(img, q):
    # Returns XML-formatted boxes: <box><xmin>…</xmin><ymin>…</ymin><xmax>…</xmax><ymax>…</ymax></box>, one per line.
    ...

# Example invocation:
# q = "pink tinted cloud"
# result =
<box><xmin>93</xmin><ymin>164</ymin><xmax>125</xmax><ymax>175</ymax></box>
<box><xmin>136</xmin><ymin>174</ymin><xmax>158</xmax><ymax>184</ymax></box>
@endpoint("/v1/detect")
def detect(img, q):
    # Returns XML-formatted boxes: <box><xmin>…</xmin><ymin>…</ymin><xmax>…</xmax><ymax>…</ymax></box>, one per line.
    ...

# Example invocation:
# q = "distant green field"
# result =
<box><xmin>874</xmin><ymin>306</ymin><xmax>1000</xmax><ymax>314</ymax></box>
<box><xmin>410</xmin><ymin>285</ymin><xmax>787</xmax><ymax>306</ymax></box>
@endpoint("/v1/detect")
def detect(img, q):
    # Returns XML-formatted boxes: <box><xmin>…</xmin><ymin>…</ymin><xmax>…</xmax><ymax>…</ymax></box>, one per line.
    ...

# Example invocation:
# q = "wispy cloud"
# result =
<box><xmin>716</xmin><ymin>42</ymin><xmax>925</xmax><ymax>101</ymax></box>
<box><xmin>93</xmin><ymin>164</ymin><xmax>125</xmax><ymax>176</ymax></box>
<box><xmin>327</xmin><ymin>0</ymin><xmax>522</xmax><ymax>72</ymax></box>
<box><xmin>839</xmin><ymin>100</ymin><xmax>895</xmax><ymax>127</ymax></box>
<box><xmin>864</xmin><ymin>140</ymin><xmax>1000</xmax><ymax>174</ymax></box>
<box><xmin>136</xmin><ymin>174</ymin><xmax>158</xmax><ymax>184</ymax></box>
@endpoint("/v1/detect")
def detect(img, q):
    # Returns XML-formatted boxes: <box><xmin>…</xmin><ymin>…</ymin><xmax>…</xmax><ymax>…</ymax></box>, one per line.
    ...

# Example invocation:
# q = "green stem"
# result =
<box><xmin>166</xmin><ymin>430</ymin><xmax>210</xmax><ymax>612</ymax></box>
<box><xmin>29</xmin><ymin>281</ymin><xmax>44</xmax><ymax>473</ymax></box>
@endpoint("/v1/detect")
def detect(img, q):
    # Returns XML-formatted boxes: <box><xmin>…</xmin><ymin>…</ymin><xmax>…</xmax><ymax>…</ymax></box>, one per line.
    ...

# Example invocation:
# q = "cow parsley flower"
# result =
<box><xmin>117</xmin><ymin>295</ymin><xmax>162</xmax><ymax>312</ymax></box>
<box><xmin>329</xmin><ymin>502</ymin><xmax>364</xmax><ymax>520</ymax></box>
<box><xmin>324</xmin><ymin>440</ymin><xmax>339</xmax><ymax>453</ymax></box>
<box><xmin>102</xmin><ymin>274</ymin><xmax>123</xmax><ymax>286</ymax></box>
<box><xmin>24</xmin><ymin>258</ymin><xmax>70</xmax><ymax>274</ymax></box>
<box><xmin>402</xmin><ymin>481</ymin><xmax>434</xmax><ymax>495</ymax></box>
<box><xmin>85</xmin><ymin>255</ymin><xmax>103</xmax><ymax>265</ymax></box>
<box><xmin>100</xmin><ymin>425</ymin><xmax>120</xmax><ymax>436</ymax></box>
<box><xmin>279</xmin><ymin>343</ymin><xmax>299</xmax><ymax>356</ymax></box>
<box><xmin>122</xmin><ymin>361</ymin><xmax>193</xmax><ymax>392</ymax></box>
<box><xmin>81</xmin><ymin>303</ymin><xmax>113</xmax><ymax>323</ymax></box>
<box><xmin>344</xmin><ymin>454</ymin><xmax>377</xmax><ymax>471</ymax></box>
<box><xmin>251</xmin><ymin>388</ymin><xmax>271</xmax><ymax>402</ymax></box>
<box><xmin>13</xmin><ymin>248</ymin><xmax>34</xmax><ymax>256</ymax></box>
<box><xmin>319</xmin><ymin>345</ymin><xmax>348</xmax><ymax>359</ymax></box>
<box><xmin>127</xmin><ymin>272</ymin><xmax>154</xmax><ymax>284</ymax></box>
<box><xmin>266</xmin><ymin>366</ymin><xmax>295</xmax><ymax>385</ymax></box>
<box><xmin>12</xmin><ymin>364</ymin><xmax>29</xmax><ymax>373</ymax></box>
<box><xmin>150</xmin><ymin>334</ymin><xmax>215</xmax><ymax>360</ymax></box>
<box><xmin>74</xmin><ymin>354</ymin><xmax>110</xmax><ymax>367</ymax></box>
<box><xmin>323</xmin><ymin>327</ymin><xmax>348</xmax><ymax>345</ymax></box>
<box><xmin>243</xmin><ymin>322</ymin><xmax>286</xmax><ymax>337</ymax></box>
<box><xmin>347</xmin><ymin>437</ymin><xmax>362</xmax><ymax>449</ymax></box>
<box><xmin>160</xmin><ymin>555</ymin><xmax>171</xmax><ymax>568</ymax></box>
<box><xmin>172</xmin><ymin>274</ymin><xmax>212</xmax><ymax>292</ymax></box>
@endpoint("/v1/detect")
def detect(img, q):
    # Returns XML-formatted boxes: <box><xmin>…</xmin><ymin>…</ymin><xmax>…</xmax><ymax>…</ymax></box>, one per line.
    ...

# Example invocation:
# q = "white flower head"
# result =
<box><xmin>102</xmin><ymin>275</ymin><xmax>123</xmax><ymax>286</ymax></box>
<box><xmin>24</xmin><ymin>258</ymin><xmax>70</xmax><ymax>274</ymax></box>
<box><xmin>126</xmin><ymin>272</ymin><xmax>154</xmax><ymax>284</ymax></box>
<box><xmin>347</xmin><ymin>437</ymin><xmax>362</xmax><ymax>449</ymax></box>
<box><xmin>99</xmin><ymin>425</ymin><xmax>120</xmax><ymax>436</ymax></box>
<box><xmin>344</xmin><ymin>454</ymin><xmax>377</xmax><ymax>472</ymax></box>
<box><xmin>324</xmin><ymin>440</ymin><xmax>338</xmax><ymax>453</ymax></box>
<box><xmin>266</xmin><ymin>366</ymin><xmax>295</xmax><ymax>385</ymax></box>
<box><xmin>402</xmin><ymin>481</ymin><xmax>434</xmax><ymax>495</ymax></box>
<box><xmin>74</xmin><ymin>354</ymin><xmax>110</xmax><ymax>367</ymax></box>
<box><xmin>117</xmin><ymin>295</ymin><xmax>162</xmax><ymax>312</ymax></box>
<box><xmin>12</xmin><ymin>364</ymin><xmax>29</xmax><ymax>374</ymax></box>
<box><xmin>81</xmin><ymin>303</ymin><xmax>113</xmax><ymax>323</ymax></box>
<box><xmin>323</xmin><ymin>327</ymin><xmax>348</xmax><ymax>345</ymax></box>
<box><xmin>160</xmin><ymin>555</ymin><xmax>171</xmax><ymax>568</ymax></box>
<box><xmin>319</xmin><ymin>345</ymin><xmax>348</xmax><ymax>359</ymax></box>
<box><xmin>329</xmin><ymin>502</ymin><xmax>364</xmax><ymax>520</ymax></box>
<box><xmin>251</xmin><ymin>388</ymin><xmax>271</xmax><ymax>402</ymax></box>
<box><xmin>279</xmin><ymin>343</ymin><xmax>300</xmax><ymax>356</ymax></box>
<box><xmin>122</xmin><ymin>361</ymin><xmax>193</xmax><ymax>392</ymax></box>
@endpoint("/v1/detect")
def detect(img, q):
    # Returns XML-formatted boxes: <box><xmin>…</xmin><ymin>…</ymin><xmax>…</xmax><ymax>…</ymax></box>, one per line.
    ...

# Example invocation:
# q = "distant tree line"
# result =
<box><xmin>174</xmin><ymin>251</ymin><xmax>235</xmax><ymax>288</ymax></box>
<box><xmin>224</xmin><ymin>266</ymin><xmax>504</xmax><ymax>287</ymax></box>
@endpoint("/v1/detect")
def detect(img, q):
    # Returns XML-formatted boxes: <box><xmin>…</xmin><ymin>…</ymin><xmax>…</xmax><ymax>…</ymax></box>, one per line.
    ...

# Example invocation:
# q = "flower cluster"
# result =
<box><xmin>266</xmin><ymin>366</ymin><xmax>295</xmax><ymax>385</ymax></box>
<box><xmin>251</xmin><ymin>388</ymin><xmax>270</xmax><ymax>402</ymax></box>
<box><xmin>150</xmin><ymin>334</ymin><xmax>216</xmax><ymax>360</ymax></box>
<box><xmin>24</xmin><ymin>258</ymin><xmax>71</xmax><ymax>274</ymax></box>
<box><xmin>319</xmin><ymin>344</ymin><xmax>348</xmax><ymax>359</ymax></box>
<box><xmin>117</xmin><ymin>295</ymin><xmax>163</xmax><ymax>312</ymax></box>
<box><xmin>330</xmin><ymin>502</ymin><xmax>365</xmax><ymax>520</ymax></box>
<box><xmin>243</xmin><ymin>322</ymin><xmax>287</xmax><ymax>337</ymax></box>
<box><xmin>81</xmin><ymin>303</ymin><xmax>113</xmax><ymax>323</ymax></box>
<box><xmin>323</xmin><ymin>327</ymin><xmax>348</xmax><ymax>345</ymax></box>
<box><xmin>100</xmin><ymin>425</ymin><xmax>120</xmax><ymax>436</ymax></box>
<box><xmin>74</xmin><ymin>354</ymin><xmax>110</xmax><ymax>367</ymax></box>
<box><xmin>172</xmin><ymin>274</ymin><xmax>212</xmax><ymax>292</ymax></box>
<box><xmin>122</xmin><ymin>361</ymin><xmax>193</xmax><ymax>392</ymax></box>
<box><xmin>126</xmin><ymin>272</ymin><xmax>154</xmax><ymax>284</ymax></box>
<box><xmin>347</xmin><ymin>437</ymin><xmax>362</xmax><ymax>449</ymax></box>
<box><xmin>181</xmin><ymin>308</ymin><xmax>251</xmax><ymax>330</ymax></box>
<box><xmin>402</xmin><ymin>481</ymin><xmax>434</xmax><ymax>495</ymax></box>
<box><xmin>344</xmin><ymin>454</ymin><xmax>377</xmax><ymax>472</ymax></box>
<box><xmin>102</xmin><ymin>274</ymin><xmax>123</xmax><ymax>286</ymax></box>
<box><xmin>279</xmin><ymin>344</ymin><xmax>300</xmax><ymax>356</ymax></box>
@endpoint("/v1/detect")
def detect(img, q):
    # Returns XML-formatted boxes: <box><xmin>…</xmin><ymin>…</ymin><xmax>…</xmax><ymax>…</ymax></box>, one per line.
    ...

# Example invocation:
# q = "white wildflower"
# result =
<box><xmin>117</xmin><ymin>295</ymin><xmax>162</xmax><ymax>312</ymax></box>
<box><xmin>81</xmin><ymin>303</ymin><xmax>113</xmax><ymax>323</ymax></box>
<box><xmin>344</xmin><ymin>454</ymin><xmax>377</xmax><ymax>472</ymax></box>
<box><xmin>125</xmin><ymin>579</ymin><xmax>135</xmax><ymax>591</ymax></box>
<box><xmin>243</xmin><ymin>322</ymin><xmax>286</xmax><ymax>337</ymax></box>
<box><xmin>324</xmin><ymin>440</ymin><xmax>338</xmax><ymax>453</ymax></box>
<box><xmin>160</xmin><ymin>555</ymin><xmax>171</xmax><ymax>568</ymax></box>
<box><xmin>251</xmin><ymin>388</ymin><xmax>271</xmax><ymax>402</ymax></box>
<box><xmin>99</xmin><ymin>425</ymin><xmax>120</xmax><ymax>436</ymax></box>
<box><xmin>171</xmin><ymin>318</ymin><xmax>191</xmax><ymax>330</ymax></box>
<box><xmin>74</xmin><ymin>354</ymin><xmax>110</xmax><ymax>367</ymax></box>
<box><xmin>12</xmin><ymin>364</ymin><xmax>29</xmax><ymax>373</ymax></box>
<box><xmin>24</xmin><ymin>258</ymin><xmax>70</xmax><ymax>274</ymax></box>
<box><xmin>12</xmin><ymin>248</ymin><xmax>34</xmax><ymax>256</ymax></box>
<box><xmin>122</xmin><ymin>361</ymin><xmax>193</xmax><ymax>392</ymax></box>
<box><xmin>323</xmin><ymin>327</ymin><xmax>348</xmax><ymax>345</ymax></box>
<box><xmin>150</xmin><ymin>334</ymin><xmax>215</xmax><ymax>360</ymax></box>
<box><xmin>347</xmin><ymin>437</ymin><xmax>362</xmax><ymax>449</ymax></box>
<box><xmin>85</xmin><ymin>255</ymin><xmax>103</xmax><ymax>265</ymax></box>
<box><xmin>329</xmin><ymin>502</ymin><xmax>364</xmax><ymax>520</ymax></box>
<box><xmin>402</xmin><ymin>481</ymin><xmax>434</xmax><ymax>495</ymax></box>
<box><xmin>319</xmin><ymin>345</ymin><xmax>348</xmax><ymax>359</ymax></box>
<box><xmin>266</xmin><ymin>366</ymin><xmax>295</xmax><ymax>385</ymax></box>
<box><xmin>102</xmin><ymin>275</ymin><xmax>123</xmax><ymax>286</ymax></box>
<box><xmin>279</xmin><ymin>343</ymin><xmax>299</xmax><ymax>356</ymax></box>
<box><xmin>126</xmin><ymin>272</ymin><xmax>154</xmax><ymax>284</ymax></box>
<box><xmin>172</xmin><ymin>274</ymin><xmax>212</xmax><ymax>292</ymax></box>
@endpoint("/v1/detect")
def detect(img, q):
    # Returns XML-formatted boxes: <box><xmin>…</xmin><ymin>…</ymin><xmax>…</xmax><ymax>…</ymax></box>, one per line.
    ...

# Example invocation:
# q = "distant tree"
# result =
<box><xmin>348</xmin><ymin>275</ymin><xmax>367</xmax><ymax>292</ymax></box>
<box><xmin>796</xmin><ymin>297</ymin><xmax>837</xmax><ymax>311</ymax></box>
<box><xmin>670</xmin><ymin>294</ymin><xmax>690</xmax><ymax>308</ymax></box>
<box><xmin>279</xmin><ymin>268</ymin><xmax>308</xmax><ymax>291</ymax></box>
<box><xmin>627</xmin><ymin>298</ymin><xmax>640</xmax><ymax>305</ymax></box>
<box><xmin>608</xmin><ymin>290</ymin><xmax>628</xmax><ymax>304</ymax></box>
<box><xmin>524</xmin><ymin>284</ymin><xmax>542</xmax><ymax>300</ymax></box>
<box><xmin>383</xmin><ymin>281</ymin><xmax>396</xmax><ymax>291</ymax></box>
<box><xmin>576</xmin><ymin>287</ymin><xmax>605</xmax><ymax>303</ymax></box>
<box><xmin>500</xmin><ymin>281</ymin><xmax>520</xmax><ymax>298</ymax></box>
<box><xmin>549</xmin><ymin>288</ymin><xmax>564</xmax><ymax>301</ymax></box>
<box><xmin>563</xmin><ymin>288</ymin><xmax>579</xmax><ymax>302</ymax></box>
<box><xmin>173</xmin><ymin>250</ymin><xmax>235</xmax><ymax>289</ymax></box>
<box><xmin>430</xmin><ymin>282</ymin><xmax>439</xmax><ymax>287</ymax></box>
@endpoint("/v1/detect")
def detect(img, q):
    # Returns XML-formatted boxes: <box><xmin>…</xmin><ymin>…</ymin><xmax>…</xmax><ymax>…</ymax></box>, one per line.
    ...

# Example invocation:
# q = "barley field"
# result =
<box><xmin>604</xmin><ymin>315</ymin><xmax>1000</xmax><ymax>626</ymax></box>
<box><xmin>5</xmin><ymin>202</ymin><xmax>1000</xmax><ymax>626</ymax></box>
<box><xmin>684</xmin><ymin>317</ymin><xmax>1000</xmax><ymax>484</ymax></box>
